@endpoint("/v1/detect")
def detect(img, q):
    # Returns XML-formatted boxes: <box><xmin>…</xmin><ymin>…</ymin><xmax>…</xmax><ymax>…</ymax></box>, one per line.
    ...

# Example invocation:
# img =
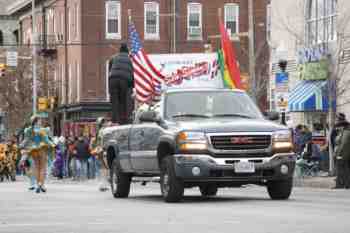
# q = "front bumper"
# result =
<box><xmin>173</xmin><ymin>153</ymin><xmax>296</xmax><ymax>184</ymax></box>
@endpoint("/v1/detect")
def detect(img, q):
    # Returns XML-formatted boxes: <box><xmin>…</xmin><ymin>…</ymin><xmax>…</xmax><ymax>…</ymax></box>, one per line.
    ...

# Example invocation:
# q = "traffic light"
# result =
<box><xmin>49</xmin><ymin>96</ymin><xmax>57</xmax><ymax>110</ymax></box>
<box><xmin>0</xmin><ymin>64</ymin><xmax>6</xmax><ymax>77</ymax></box>
<box><xmin>38</xmin><ymin>97</ymin><xmax>49</xmax><ymax>111</ymax></box>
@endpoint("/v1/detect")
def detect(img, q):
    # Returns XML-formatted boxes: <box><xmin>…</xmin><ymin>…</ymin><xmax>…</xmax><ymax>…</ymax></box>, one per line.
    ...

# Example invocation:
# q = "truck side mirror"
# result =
<box><xmin>139</xmin><ymin>111</ymin><xmax>160</xmax><ymax>123</ymax></box>
<box><xmin>264</xmin><ymin>111</ymin><xmax>280</xmax><ymax>121</ymax></box>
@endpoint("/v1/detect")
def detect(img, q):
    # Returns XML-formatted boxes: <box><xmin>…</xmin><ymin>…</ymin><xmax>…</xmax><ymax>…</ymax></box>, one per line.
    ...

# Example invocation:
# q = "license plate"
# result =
<box><xmin>234</xmin><ymin>161</ymin><xmax>255</xmax><ymax>173</ymax></box>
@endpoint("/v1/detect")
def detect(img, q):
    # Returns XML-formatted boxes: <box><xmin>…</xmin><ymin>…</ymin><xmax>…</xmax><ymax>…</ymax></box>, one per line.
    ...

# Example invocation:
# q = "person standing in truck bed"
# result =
<box><xmin>108</xmin><ymin>43</ymin><xmax>134</xmax><ymax>125</ymax></box>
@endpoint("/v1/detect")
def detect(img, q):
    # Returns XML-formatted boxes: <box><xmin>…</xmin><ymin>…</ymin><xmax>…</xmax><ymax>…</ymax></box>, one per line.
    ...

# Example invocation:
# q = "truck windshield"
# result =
<box><xmin>165</xmin><ymin>91</ymin><xmax>263</xmax><ymax>120</ymax></box>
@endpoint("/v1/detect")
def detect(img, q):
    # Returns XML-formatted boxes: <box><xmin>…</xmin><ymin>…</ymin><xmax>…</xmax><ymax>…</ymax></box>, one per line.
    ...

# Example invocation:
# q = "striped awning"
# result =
<box><xmin>288</xmin><ymin>80</ymin><xmax>329</xmax><ymax>112</ymax></box>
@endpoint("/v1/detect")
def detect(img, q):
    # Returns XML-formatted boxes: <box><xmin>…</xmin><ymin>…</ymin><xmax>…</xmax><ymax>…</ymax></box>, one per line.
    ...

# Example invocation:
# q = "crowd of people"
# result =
<box><xmin>293</xmin><ymin>124</ymin><xmax>328</xmax><ymax>166</ymax></box>
<box><xmin>292</xmin><ymin>113</ymin><xmax>350</xmax><ymax>189</ymax></box>
<box><xmin>51</xmin><ymin>135</ymin><xmax>105</xmax><ymax>183</ymax></box>
<box><xmin>0</xmin><ymin>116</ymin><xmax>109</xmax><ymax>193</ymax></box>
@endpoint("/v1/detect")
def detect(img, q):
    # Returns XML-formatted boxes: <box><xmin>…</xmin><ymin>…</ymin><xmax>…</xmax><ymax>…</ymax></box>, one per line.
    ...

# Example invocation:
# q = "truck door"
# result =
<box><xmin>114</xmin><ymin>125</ymin><xmax>133</xmax><ymax>171</ymax></box>
<box><xmin>129</xmin><ymin>123</ymin><xmax>162</xmax><ymax>172</ymax></box>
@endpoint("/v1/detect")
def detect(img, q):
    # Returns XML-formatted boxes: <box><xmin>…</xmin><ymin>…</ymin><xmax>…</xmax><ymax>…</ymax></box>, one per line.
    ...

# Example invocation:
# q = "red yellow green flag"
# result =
<box><xmin>219</xmin><ymin>20</ymin><xmax>242</xmax><ymax>89</ymax></box>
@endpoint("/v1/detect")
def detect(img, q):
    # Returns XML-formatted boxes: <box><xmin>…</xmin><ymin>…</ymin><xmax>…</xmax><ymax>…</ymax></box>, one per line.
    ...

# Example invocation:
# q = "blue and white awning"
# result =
<box><xmin>288</xmin><ymin>80</ymin><xmax>329</xmax><ymax>112</ymax></box>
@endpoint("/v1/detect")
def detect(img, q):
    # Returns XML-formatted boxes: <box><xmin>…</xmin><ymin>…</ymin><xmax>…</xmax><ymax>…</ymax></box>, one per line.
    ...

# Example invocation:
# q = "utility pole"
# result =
<box><xmin>32</xmin><ymin>0</ymin><xmax>37</xmax><ymax>115</ymax></box>
<box><xmin>172</xmin><ymin>0</ymin><xmax>177</xmax><ymax>53</ymax></box>
<box><xmin>248</xmin><ymin>0</ymin><xmax>256</xmax><ymax>102</ymax></box>
<box><xmin>327</xmin><ymin>53</ymin><xmax>336</xmax><ymax>175</ymax></box>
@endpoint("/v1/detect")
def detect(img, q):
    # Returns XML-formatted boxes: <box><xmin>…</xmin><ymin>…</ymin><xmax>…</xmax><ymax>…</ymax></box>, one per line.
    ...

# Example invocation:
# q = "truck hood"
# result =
<box><xmin>169</xmin><ymin>118</ymin><xmax>286</xmax><ymax>133</ymax></box>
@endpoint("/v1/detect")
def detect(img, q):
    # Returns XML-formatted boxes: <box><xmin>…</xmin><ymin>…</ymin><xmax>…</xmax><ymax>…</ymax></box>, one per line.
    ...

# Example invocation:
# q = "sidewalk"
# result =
<box><xmin>294</xmin><ymin>176</ymin><xmax>336</xmax><ymax>189</ymax></box>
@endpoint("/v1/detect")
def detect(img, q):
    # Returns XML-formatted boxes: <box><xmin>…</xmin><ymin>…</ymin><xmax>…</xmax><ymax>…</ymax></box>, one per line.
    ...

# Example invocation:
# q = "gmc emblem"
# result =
<box><xmin>230</xmin><ymin>137</ymin><xmax>254</xmax><ymax>144</ymax></box>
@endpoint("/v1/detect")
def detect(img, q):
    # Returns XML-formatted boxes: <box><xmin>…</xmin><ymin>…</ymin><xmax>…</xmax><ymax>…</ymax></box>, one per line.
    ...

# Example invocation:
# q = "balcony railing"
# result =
<box><xmin>37</xmin><ymin>34</ymin><xmax>57</xmax><ymax>57</ymax></box>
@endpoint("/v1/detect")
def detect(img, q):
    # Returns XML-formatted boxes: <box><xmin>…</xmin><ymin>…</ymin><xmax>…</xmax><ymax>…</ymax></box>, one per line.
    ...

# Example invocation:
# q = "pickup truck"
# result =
<box><xmin>102</xmin><ymin>88</ymin><xmax>296</xmax><ymax>202</ymax></box>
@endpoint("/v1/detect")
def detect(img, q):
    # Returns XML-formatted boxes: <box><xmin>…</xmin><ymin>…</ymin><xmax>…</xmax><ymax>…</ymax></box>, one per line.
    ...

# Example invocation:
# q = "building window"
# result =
<box><xmin>68</xmin><ymin>64</ymin><xmax>72</xmax><ymax>104</ymax></box>
<box><xmin>60</xmin><ymin>12</ymin><xmax>64</xmax><ymax>35</ymax></box>
<box><xmin>46</xmin><ymin>9</ymin><xmax>52</xmax><ymax>34</ymax></box>
<box><xmin>67</xmin><ymin>8</ymin><xmax>71</xmax><ymax>41</ymax></box>
<box><xmin>105</xmin><ymin>0</ymin><xmax>121</xmax><ymax>39</ymax></box>
<box><xmin>306</xmin><ymin>0</ymin><xmax>337</xmax><ymax>46</ymax></box>
<box><xmin>75</xmin><ymin>3</ymin><xmax>79</xmax><ymax>39</ymax></box>
<box><xmin>13</xmin><ymin>30</ymin><xmax>19</xmax><ymax>45</ymax></box>
<box><xmin>187</xmin><ymin>3</ymin><xmax>202</xmax><ymax>41</ymax></box>
<box><xmin>76</xmin><ymin>62</ymin><xmax>80</xmax><ymax>102</ymax></box>
<box><xmin>144</xmin><ymin>2</ymin><xmax>159</xmax><ymax>40</ymax></box>
<box><xmin>266</xmin><ymin>4</ymin><xmax>271</xmax><ymax>43</ymax></box>
<box><xmin>52</xmin><ymin>10</ymin><xmax>56</xmax><ymax>34</ymax></box>
<box><xmin>224</xmin><ymin>3</ymin><xmax>239</xmax><ymax>38</ymax></box>
<box><xmin>61</xmin><ymin>64</ymin><xmax>66</xmax><ymax>104</ymax></box>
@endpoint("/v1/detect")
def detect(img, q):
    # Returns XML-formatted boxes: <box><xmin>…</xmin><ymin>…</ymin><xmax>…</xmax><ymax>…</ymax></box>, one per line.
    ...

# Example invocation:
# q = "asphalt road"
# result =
<box><xmin>1</xmin><ymin>178</ymin><xmax>350</xmax><ymax>233</ymax></box>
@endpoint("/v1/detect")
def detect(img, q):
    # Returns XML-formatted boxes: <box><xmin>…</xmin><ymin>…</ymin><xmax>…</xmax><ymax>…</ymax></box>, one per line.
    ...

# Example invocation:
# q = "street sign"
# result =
<box><xmin>6</xmin><ymin>51</ymin><xmax>18</xmax><ymax>67</ymax></box>
<box><xmin>275</xmin><ymin>72</ymin><xmax>289</xmax><ymax>112</ymax></box>
<box><xmin>38</xmin><ymin>97</ymin><xmax>49</xmax><ymax>111</ymax></box>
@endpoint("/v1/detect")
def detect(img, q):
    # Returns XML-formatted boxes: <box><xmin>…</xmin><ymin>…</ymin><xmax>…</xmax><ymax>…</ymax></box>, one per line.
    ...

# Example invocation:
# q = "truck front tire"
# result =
<box><xmin>267</xmin><ymin>178</ymin><xmax>293</xmax><ymax>200</ymax></box>
<box><xmin>110</xmin><ymin>159</ymin><xmax>131</xmax><ymax>198</ymax></box>
<box><xmin>160</xmin><ymin>156</ymin><xmax>184</xmax><ymax>203</ymax></box>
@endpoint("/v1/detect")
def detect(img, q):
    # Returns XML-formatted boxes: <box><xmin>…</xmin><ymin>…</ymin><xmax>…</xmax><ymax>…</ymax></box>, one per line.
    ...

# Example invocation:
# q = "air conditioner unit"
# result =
<box><xmin>188</xmin><ymin>27</ymin><xmax>202</xmax><ymax>37</ymax></box>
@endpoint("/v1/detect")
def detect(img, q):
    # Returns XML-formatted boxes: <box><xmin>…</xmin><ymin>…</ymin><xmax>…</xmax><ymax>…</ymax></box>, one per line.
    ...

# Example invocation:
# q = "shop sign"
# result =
<box><xmin>298</xmin><ymin>59</ymin><xmax>329</xmax><ymax>80</ymax></box>
<box><xmin>297</xmin><ymin>44</ymin><xmax>329</xmax><ymax>64</ymax></box>
<box><xmin>275</xmin><ymin>72</ymin><xmax>289</xmax><ymax>112</ymax></box>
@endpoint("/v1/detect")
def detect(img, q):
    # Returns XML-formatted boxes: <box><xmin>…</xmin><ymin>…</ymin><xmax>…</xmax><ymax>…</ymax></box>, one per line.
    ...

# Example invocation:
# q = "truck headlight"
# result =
<box><xmin>272</xmin><ymin>130</ymin><xmax>293</xmax><ymax>150</ymax></box>
<box><xmin>177</xmin><ymin>131</ymin><xmax>208</xmax><ymax>151</ymax></box>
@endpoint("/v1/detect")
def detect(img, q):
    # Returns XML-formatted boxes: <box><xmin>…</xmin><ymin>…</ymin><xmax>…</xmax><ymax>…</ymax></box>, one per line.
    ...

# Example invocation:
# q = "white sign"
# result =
<box><xmin>275</xmin><ymin>72</ymin><xmax>289</xmax><ymax>112</ymax></box>
<box><xmin>6</xmin><ymin>51</ymin><xmax>18</xmax><ymax>67</ymax></box>
<box><xmin>297</xmin><ymin>44</ymin><xmax>329</xmax><ymax>64</ymax></box>
<box><xmin>148</xmin><ymin>53</ymin><xmax>223</xmax><ymax>90</ymax></box>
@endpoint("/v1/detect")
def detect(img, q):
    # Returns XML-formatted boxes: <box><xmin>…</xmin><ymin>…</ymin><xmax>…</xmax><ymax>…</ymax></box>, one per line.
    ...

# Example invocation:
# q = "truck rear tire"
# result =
<box><xmin>199</xmin><ymin>185</ymin><xmax>218</xmax><ymax>196</ymax></box>
<box><xmin>267</xmin><ymin>178</ymin><xmax>293</xmax><ymax>200</ymax></box>
<box><xmin>110</xmin><ymin>159</ymin><xmax>131</xmax><ymax>198</ymax></box>
<box><xmin>160</xmin><ymin>156</ymin><xmax>184</xmax><ymax>203</ymax></box>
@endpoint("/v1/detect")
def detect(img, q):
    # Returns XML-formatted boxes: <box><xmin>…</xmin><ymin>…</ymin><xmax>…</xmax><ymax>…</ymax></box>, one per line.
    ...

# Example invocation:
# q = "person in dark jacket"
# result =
<box><xmin>109</xmin><ymin>43</ymin><xmax>134</xmax><ymax>124</ymax></box>
<box><xmin>74</xmin><ymin>136</ymin><xmax>90</xmax><ymax>181</ymax></box>
<box><xmin>334</xmin><ymin>113</ymin><xmax>350</xmax><ymax>189</ymax></box>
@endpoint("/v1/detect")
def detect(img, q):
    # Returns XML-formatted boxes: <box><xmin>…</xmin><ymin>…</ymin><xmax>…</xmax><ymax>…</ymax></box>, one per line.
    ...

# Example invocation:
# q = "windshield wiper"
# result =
<box><xmin>172</xmin><ymin>114</ymin><xmax>210</xmax><ymax>119</ymax></box>
<box><xmin>212</xmin><ymin>114</ymin><xmax>254</xmax><ymax>119</ymax></box>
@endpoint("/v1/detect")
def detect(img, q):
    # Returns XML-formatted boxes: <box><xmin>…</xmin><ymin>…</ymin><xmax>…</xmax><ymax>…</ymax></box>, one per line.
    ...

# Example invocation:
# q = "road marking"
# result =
<box><xmin>0</xmin><ymin>222</ymin><xmax>109</xmax><ymax>228</ymax></box>
<box><xmin>0</xmin><ymin>220</ymin><xmax>242</xmax><ymax>228</ymax></box>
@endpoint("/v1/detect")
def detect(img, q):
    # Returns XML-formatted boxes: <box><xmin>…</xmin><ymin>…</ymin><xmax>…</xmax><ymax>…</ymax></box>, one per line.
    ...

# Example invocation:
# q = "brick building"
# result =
<box><xmin>0</xmin><ymin>0</ymin><xmax>20</xmax><ymax>139</ymax></box>
<box><xmin>7</xmin><ymin>0</ymin><xmax>269</xmax><ymax>136</ymax></box>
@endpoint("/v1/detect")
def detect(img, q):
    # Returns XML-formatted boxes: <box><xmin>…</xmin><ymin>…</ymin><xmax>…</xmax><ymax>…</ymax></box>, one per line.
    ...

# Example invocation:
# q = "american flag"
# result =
<box><xmin>128</xmin><ymin>22</ymin><xmax>165</xmax><ymax>103</ymax></box>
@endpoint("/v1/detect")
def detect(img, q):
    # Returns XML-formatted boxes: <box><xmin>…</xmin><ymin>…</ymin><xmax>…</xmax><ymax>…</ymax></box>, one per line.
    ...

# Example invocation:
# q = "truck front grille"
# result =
<box><xmin>210</xmin><ymin>134</ymin><xmax>271</xmax><ymax>151</ymax></box>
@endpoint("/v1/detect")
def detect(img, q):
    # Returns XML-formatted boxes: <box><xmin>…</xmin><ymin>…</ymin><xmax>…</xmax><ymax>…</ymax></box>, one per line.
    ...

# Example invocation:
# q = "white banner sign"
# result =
<box><xmin>6</xmin><ymin>51</ymin><xmax>18</xmax><ymax>67</ymax></box>
<box><xmin>148</xmin><ymin>53</ymin><xmax>223</xmax><ymax>90</ymax></box>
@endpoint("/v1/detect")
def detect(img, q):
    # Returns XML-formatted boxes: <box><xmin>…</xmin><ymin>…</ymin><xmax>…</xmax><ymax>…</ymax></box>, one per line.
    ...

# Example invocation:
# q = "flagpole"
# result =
<box><xmin>127</xmin><ymin>9</ymin><xmax>137</xmax><ymax>113</ymax></box>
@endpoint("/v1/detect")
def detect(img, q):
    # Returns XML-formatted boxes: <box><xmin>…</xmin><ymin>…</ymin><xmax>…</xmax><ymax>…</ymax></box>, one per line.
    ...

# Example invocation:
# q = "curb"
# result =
<box><xmin>294</xmin><ymin>176</ymin><xmax>335</xmax><ymax>189</ymax></box>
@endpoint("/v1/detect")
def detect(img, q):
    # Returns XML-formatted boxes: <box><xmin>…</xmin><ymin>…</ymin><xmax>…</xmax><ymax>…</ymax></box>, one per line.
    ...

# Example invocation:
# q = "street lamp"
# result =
<box><xmin>32</xmin><ymin>0</ymin><xmax>37</xmax><ymax>115</ymax></box>
<box><xmin>278</xmin><ymin>59</ymin><xmax>288</xmax><ymax>126</ymax></box>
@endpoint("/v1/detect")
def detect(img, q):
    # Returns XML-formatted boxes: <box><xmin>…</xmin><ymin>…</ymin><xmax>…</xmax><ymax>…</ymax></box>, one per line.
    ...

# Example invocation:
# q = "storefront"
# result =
<box><xmin>288</xmin><ymin>45</ymin><xmax>330</xmax><ymax>146</ymax></box>
<box><xmin>58</xmin><ymin>102</ymin><xmax>111</xmax><ymax>137</ymax></box>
